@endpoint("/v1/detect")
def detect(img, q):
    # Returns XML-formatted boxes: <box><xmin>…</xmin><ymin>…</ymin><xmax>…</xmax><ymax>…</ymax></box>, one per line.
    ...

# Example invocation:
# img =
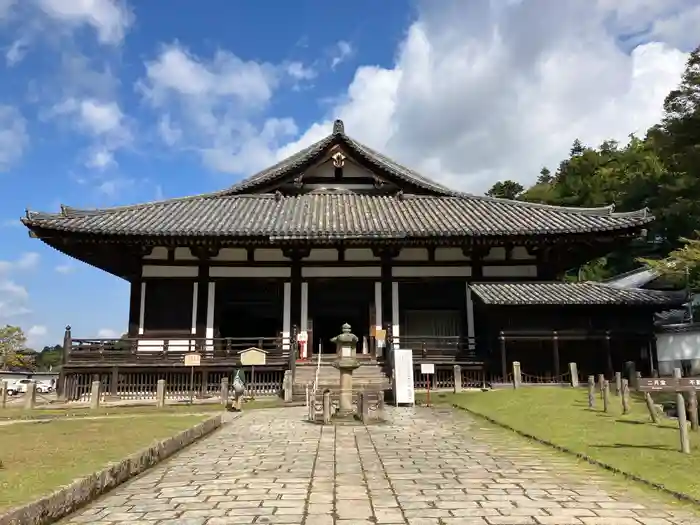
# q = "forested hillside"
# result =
<box><xmin>486</xmin><ymin>46</ymin><xmax>700</xmax><ymax>282</ymax></box>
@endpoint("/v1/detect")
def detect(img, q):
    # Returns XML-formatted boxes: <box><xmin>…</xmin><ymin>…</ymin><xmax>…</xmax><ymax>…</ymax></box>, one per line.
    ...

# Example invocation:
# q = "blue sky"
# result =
<box><xmin>0</xmin><ymin>0</ymin><xmax>696</xmax><ymax>347</ymax></box>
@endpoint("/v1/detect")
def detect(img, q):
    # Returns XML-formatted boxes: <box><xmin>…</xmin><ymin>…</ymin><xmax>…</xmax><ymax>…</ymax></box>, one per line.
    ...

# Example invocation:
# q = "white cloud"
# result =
<box><xmin>331</xmin><ymin>40</ymin><xmax>354</xmax><ymax>69</ymax></box>
<box><xmin>55</xmin><ymin>264</ymin><xmax>75</xmax><ymax>274</ymax></box>
<box><xmin>139</xmin><ymin>43</ymin><xmax>309</xmax><ymax>175</ymax></box>
<box><xmin>36</xmin><ymin>0</ymin><xmax>133</xmax><ymax>45</ymax></box>
<box><xmin>277</xmin><ymin>0</ymin><xmax>693</xmax><ymax>192</ymax></box>
<box><xmin>49</xmin><ymin>97</ymin><xmax>131</xmax><ymax>169</ymax></box>
<box><xmin>0</xmin><ymin>105</ymin><xmax>28</xmax><ymax>171</ymax></box>
<box><xmin>26</xmin><ymin>324</ymin><xmax>47</xmax><ymax>347</ymax></box>
<box><xmin>0</xmin><ymin>253</ymin><xmax>38</xmax><ymax>322</ymax></box>
<box><xmin>97</xmin><ymin>328</ymin><xmax>118</xmax><ymax>338</ymax></box>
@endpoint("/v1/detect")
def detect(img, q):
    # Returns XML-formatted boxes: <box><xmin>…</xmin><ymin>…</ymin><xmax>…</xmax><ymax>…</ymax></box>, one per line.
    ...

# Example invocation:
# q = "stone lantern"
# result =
<box><xmin>331</xmin><ymin>323</ymin><xmax>360</xmax><ymax>418</ymax></box>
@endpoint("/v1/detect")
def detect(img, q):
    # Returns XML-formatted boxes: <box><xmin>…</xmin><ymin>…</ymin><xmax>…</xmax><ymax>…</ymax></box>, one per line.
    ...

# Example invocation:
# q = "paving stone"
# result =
<box><xmin>56</xmin><ymin>407</ymin><xmax>700</xmax><ymax>525</ymax></box>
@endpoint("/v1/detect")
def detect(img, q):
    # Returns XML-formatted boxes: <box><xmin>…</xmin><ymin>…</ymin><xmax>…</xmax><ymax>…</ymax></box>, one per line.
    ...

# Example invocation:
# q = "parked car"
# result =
<box><xmin>9</xmin><ymin>379</ymin><xmax>53</xmax><ymax>394</ymax></box>
<box><xmin>3</xmin><ymin>382</ymin><xmax>18</xmax><ymax>396</ymax></box>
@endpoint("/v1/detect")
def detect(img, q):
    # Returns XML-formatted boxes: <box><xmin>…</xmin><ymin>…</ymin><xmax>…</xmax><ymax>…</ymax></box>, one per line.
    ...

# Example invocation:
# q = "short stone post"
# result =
<box><xmin>453</xmin><ymin>365</ymin><xmax>462</xmax><ymax>393</ymax></box>
<box><xmin>89</xmin><ymin>380</ymin><xmax>101</xmax><ymax>410</ymax></box>
<box><xmin>512</xmin><ymin>361</ymin><xmax>522</xmax><ymax>389</ymax></box>
<box><xmin>220</xmin><ymin>377</ymin><xmax>229</xmax><ymax>406</ymax></box>
<box><xmin>621</xmin><ymin>379</ymin><xmax>631</xmax><ymax>415</ymax></box>
<box><xmin>156</xmin><ymin>379</ymin><xmax>166</xmax><ymax>408</ymax></box>
<box><xmin>24</xmin><ymin>382</ymin><xmax>36</xmax><ymax>410</ymax></box>
<box><xmin>361</xmin><ymin>392</ymin><xmax>370</xmax><ymax>423</ymax></box>
<box><xmin>674</xmin><ymin>368</ymin><xmax>691</xmax><ymax>454</ymax></box>
<box><xmin>0</xmin><ymin>381</ymin><xmax>7</xmax><ymax>409</ymax></box>
<box><xmin>283</xmin><ymin>370</ymin><xmax>292</xmax><ymax>402</ymax></box>
<box><xmin>568</xmin><ymin>362</ymin><xmax>578</xmax><ymax>387</ymax></box>
<box><xmin>688</xmin><ymin>389</ymin><xmax>699</xmax><ymax>431</ymax></box>
<box><xmin>602</xmin><ymin>380</ymin><xmax>610</xmax><ymax>413</ymax></box>
<box><xmin>597</xmin><ymin>374</ymin><xmax>605</xmax><ymax>398</ymax></box>
<box><xmin>614</xmin><ymin>371</ymin><xmax>622</xmax><ymax>396</ymax></box>
<box><xmin>587</xmin><ymin>375</ymin><xmax>595</xmax><ymax>408</ymax></box>
<box><xmin>322</xmin><ymin>390</ymin><xmax>331</xmax><ymax>424</ymax></box>
<box><xmin>308</xmin><ymin>393</ymin><xmax>316</xmax><ymax>422</ymax></box>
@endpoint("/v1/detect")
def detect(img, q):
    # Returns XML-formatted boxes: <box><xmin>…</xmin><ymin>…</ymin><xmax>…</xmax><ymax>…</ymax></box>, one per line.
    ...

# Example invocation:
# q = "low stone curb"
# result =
<box><xmin>451</xmin><ymin>403</ymin><xmax>700</xmax><ymax>508</ymax></box>
<box><xmin>0</xmin><ymin>414</ymin><xmax>223</xmax><ymax>525</ymax></box>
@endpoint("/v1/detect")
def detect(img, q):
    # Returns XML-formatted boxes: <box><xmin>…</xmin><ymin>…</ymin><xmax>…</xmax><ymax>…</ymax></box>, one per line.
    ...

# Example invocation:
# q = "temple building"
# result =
<box><xmin>21</xmin><ymin>120</ymin><xmax>684</xmax><ymax>398</ymax></box>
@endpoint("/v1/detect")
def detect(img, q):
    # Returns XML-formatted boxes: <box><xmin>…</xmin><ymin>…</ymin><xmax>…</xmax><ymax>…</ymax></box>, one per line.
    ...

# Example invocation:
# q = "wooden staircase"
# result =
<box><xmin>291</xmin><ymin>358</ymin><xmax>390</xmax><ymax>402</ymax></box>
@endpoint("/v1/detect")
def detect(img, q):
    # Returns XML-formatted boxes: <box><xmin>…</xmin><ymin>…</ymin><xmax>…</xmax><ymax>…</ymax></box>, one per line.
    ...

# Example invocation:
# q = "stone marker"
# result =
<box><xmin>615</xmin><ymin>371</ymin><xmax>622</xmax><ymax>396</ymax></box>
<box><xmin>24</xmin><ymin>382</ymin><xmax>36</xmax><ymax>410</ymax></box>
<box><xmin>156</xmin><ymin>379</ymin><xmax>166</xmax><ymax>408</ymax></box>
<box><xmin>598</xmin><ymin>373</ymin><xmax>605</xmax><ymax>399</ymax></box>
<box><xmin>219</xmin><ymin>377</ymin><xmax>229</xmax><ymax>406</ymax></box>
<box><xmin>587</xmin><ymin>375</ymin><xmax>595</xmax><ymax>409</ymax></box>
<box><xmin>568</xmin><ymin>362</ymin><xmax>578</xmax><ymax>387</ymax></box>
<box><xmin>512</xmin><ymin>361</ymin><xmax>522</xmax><ymax>389</ymax></box>
<box><xmin>0</xmin><ymin>381</ymin><xmax>7</xmax><ymax>409</ymax></box>
<box><xmin>89</xmin><ymin>380</ymin><xmax>101</xmax><ymax>410</ymax></box>
<box><xmin>689</xmin><ymin>389</ymin><xmax>699</xmax><ymax>431</ymax></box>
<box><xmin>674</xmin><ymin>368</ymin><xmax>691</xmax><ymax>454</ymax></box>
<box><xmin>360</xmin><ymin>392</ymin><xmax>370</xmax><ymax>422</ymax></box>
<box><xmin>322</xmin><ymin>390</ymin><xmax>331</xmax><ymax>424</ymax></box>
<box><xmin>621</xmin><ymin>378</ymin><xmax>630</xmax><ymax>415</ymax></box>
<box><xmin>453</xmin><ymin>364</ymin><xmax>462</xmax><ymax>393</ymax></box>
<box><xmin>602</xmin><ymin>380</ymin><xmax>610</xmax><ymax>413</ymax></box>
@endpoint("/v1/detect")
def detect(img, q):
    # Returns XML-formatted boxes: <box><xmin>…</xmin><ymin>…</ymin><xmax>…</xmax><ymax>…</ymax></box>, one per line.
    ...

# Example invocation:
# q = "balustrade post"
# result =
<box><xmin>57</xmin><ymin>325</ymin><xmax>71</xmax><ymax>400</ymax></box>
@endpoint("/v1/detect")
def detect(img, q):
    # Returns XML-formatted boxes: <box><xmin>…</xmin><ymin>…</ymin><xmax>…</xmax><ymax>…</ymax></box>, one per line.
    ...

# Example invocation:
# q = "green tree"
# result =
<box><xmin>36</xmin><ymin>345</ymin><xmax>63</xmax><ymax>371</ymax></box>
<box><xmin>0</xmin><ymin>325</ymin><xmax>27</xmax><ymax>370</ymax></box>
<box><xmin>486</xmin><ymin>180</ymin><xmax>525</xmax><ymax>200</ymax></box>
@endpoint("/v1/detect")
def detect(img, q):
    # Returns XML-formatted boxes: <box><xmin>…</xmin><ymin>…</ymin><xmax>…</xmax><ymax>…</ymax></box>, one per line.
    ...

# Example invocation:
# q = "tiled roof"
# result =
<box><xmin>21</xmin><ymin>119</ymin><xmax>653</xmax><ymax>239</ymax></box>
<box><xmin>221</xmin><ymin>119</ymin><xmax>453</xmax><ymax>196</ymax></box>
<box><xmin>23</xmin><ymin>192</ymin><xmax>651</xmax><ymax>238</ymax></box>
<box><xmin>470</xmin><ymin>282</ymin><xmax>685</xmax><ymax>306</ymax></box>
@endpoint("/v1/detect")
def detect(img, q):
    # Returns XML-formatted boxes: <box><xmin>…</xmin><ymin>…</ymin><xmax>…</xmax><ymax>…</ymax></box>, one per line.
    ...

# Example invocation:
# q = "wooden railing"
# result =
<box><xmin>397</xmin><ymin>335</ymin><xmax>481</xmax><ymax>364</ymax></box>
<box><xmin>67</xmin><ymin>335</ymin><xmax>293</xmax><ymax>365</ymax></box>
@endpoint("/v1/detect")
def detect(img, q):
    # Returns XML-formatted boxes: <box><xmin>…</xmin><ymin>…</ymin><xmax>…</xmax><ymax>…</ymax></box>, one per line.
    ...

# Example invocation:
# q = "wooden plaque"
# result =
<box><xmin>240</xmin><ymin>348</ymin><xmax>267</xmax><ymax>366</ymax></box>
<box><xmin>184</xmin><ymin>353</ymin><xmax>201</xmax><ymax>367</ymax></box>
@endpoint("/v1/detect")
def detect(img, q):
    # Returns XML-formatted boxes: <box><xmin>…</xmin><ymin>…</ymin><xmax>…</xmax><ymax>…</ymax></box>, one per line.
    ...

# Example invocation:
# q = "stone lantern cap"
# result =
<box><xmin>331</xmin><ymin>323</ymin><xmax>359</xmax><ymax>346</ymax></box>
<box><xmin>331</xmin><ymin>323</ymin><xmax>361</xmax><ymax>369</ymax></box>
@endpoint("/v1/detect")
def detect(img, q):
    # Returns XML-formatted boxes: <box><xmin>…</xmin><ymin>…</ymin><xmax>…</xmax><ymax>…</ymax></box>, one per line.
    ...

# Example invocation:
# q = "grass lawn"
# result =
<box><xmin>0</xmin><ymin>396</ymin><xmax>285</xmax><ymax>420</ymax></box>
<box><xmin>0</xmin><ymin>414</ymin><xmax>209</xmax><ymax>512</ymax></box>
<box><xmin>431</xmin><ymin>387</ymin><xmax>700</xmax><ymax>501</ymax></box>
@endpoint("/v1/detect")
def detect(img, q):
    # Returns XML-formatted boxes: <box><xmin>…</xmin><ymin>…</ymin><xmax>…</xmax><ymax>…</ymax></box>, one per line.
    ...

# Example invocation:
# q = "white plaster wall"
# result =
<box><xmin>657</xmin><ymin>330</ymin><xmax>700</xmax><ymax>376</ymax></box>
<box><xmin>143</xmin><ymin>247</ymin><xmax>168</xmax><ymax>260</ymax></box>
<box><xmin>137</xmin><ymin>339</ymin><xmax>197</xmax><ymax>352</ymax></box>
<box><xmin>394</xmin><ymin>248</ymin><xmax>429</xmax><ymax>261</ymax></box>
<box><xmin>142</xmin><ymin>265</ymin><xmax>198</xmax><ymax>278</ymax></box>
<box><xmin>435</xmin><ymin>248</ymin><xmax>470</xmax><ymax>261</ymax></box>
<box><xmin>209</xmin><ymin>267</ymin><xmax>291</xmax><ymax>278</ymax></box>
<box><xmin>211</xmin><ymin>248</ymin><xmax>248</xmax><ymax>262</ymax></box>
<box><xmin>345</xmin><ymin>248</ymin><xmax>379</xmax><ymax>262</ymax></box>
<box><xmin>306</xmin><ymin>249</ymin><xmax>338</xmax><ymax>262</ymax></box>
<box><xmin>482</xmin><ymin>265</ymin><xmax>537</xmax><ymax>278</ymax></box>
<box><xmin>255</xmin><ymin>249</ymin><xmax>287</xmax><ymax>262</ymax></box>
<box><xmin>392</xmin><ymin>266</ymin><xmax>472</xmax><ymax>278</ymax></box>
<box><xmin>301</xmin><ymin>266</ymin><xmax>381</xmax><ymax>278</ymax></box>
<box><xmin>174</xmin><ymin>247</ymin><xmax>197</xmax><ymax>260</ymax></box>
<box><xmin>511</xmin><ymin>246</ymin><xmax>535</xmax><ymax>260</ymax></box>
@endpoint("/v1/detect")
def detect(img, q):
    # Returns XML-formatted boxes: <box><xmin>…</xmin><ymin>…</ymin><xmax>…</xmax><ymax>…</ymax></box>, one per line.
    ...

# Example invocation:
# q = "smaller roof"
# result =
<box><xmin>470</xmin><ymin>282</ymin><xmax>686</xmax><ymax>307</ymax></box>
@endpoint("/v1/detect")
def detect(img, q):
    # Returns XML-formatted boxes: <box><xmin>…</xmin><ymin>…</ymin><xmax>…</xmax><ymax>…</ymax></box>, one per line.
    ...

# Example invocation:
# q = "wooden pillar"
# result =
<box><xmin>57</xmin><ymin>325</ymin><xmax>71</xmax><ymax>400</ymax></box>
<box><xmin>195</xmin><ymin>262</ymin><xmax>209</xmax><ymax>339</ymax></box>
<box><xmin>380</xmin><ymin>255</ymin><xmax>392</xmax><ymax>344</ymax></box>
<box><xmin>499</xmin><ymin>331</ymin><xmax>507</xmax><ymax>381</ymax></box>
<box><xmin>127</xmin><ymin>280</ymin><xmax>141</xmax><ymax>337</ymax></box>
<box><xmin>552</xmin><ymin>331</ymin><xmax>560</xmax><ymax>378</ymax></box>
<box><xmin>290</xmin><ymin>258</ymin><xmax>302</xmax><ymax>356</ymax></box>
<box><xmin>604</xmin><ymin>331</ymin><xmax>613</xmax><ymax>378</ymax></box>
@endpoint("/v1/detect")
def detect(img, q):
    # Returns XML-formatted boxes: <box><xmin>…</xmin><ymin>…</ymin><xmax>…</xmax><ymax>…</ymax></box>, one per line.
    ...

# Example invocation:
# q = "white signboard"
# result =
<box><xmin>393</xmin><ymin>348</ymin><xmax>415</xmax><ymax>406</ymax></box>
<box><xmin>297</xmin><ymin>331</ymin><xmax>308</xmax><ymax>343</ymax></box>
<box><xmin>421</xmin><ymin>363</ymin><xmax>435</xmax><ymax>375</ymax></box>
<box><xmin>184</xmin><ymin>353</ymin><xmax>201</xmax><ymax>367</ymax></box>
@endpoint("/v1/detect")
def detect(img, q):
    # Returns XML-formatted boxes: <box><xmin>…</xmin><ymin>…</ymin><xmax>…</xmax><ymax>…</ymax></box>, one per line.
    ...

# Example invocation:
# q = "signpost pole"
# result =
<box><xmin>189</xmin><ymin>364</ymin><xmax>195</xmax><ymax>405</ymax></box>
<box><xmin>674</xmin><ymin>368</ymin><xmax>691</xmax><ymax>454</ymax></box>
<box><xmin>426</xmin><ymin>373</ymin><xmax>431</xmax><ymax>407</ymax></box>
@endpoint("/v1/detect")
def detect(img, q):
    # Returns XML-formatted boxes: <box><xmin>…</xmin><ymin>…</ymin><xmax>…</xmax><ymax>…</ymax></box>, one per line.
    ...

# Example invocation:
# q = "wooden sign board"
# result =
<box><xmin>421</xmin><ymin>363</ymin><xmax>435</xmax><ymax>375</ymax></box>
<box><xmin>638</xmin><ymin>377</ymin><xmax>700</xmax><ymax>392</ymax></box>
<box><xmin>239</xmin><ymin>347</ymin><xmax>267</xmax><ymax>366</ymax></box>
<box><xmin>184</xmin><ymin>353</ymin><xmax>201</xmax><ymax>367</ymax></box>
<box><xmin>375</xmin><ymin>329</ymin><xmax>387</xmax><ymax>342</ymax></box>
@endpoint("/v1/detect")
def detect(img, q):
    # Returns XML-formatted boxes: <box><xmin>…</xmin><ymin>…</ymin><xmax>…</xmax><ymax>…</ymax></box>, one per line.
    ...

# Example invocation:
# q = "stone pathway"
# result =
<box><xmin>62</xmin><ymin>406</ymin><xmax>700</xmax><ymax>525</ymax></box>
